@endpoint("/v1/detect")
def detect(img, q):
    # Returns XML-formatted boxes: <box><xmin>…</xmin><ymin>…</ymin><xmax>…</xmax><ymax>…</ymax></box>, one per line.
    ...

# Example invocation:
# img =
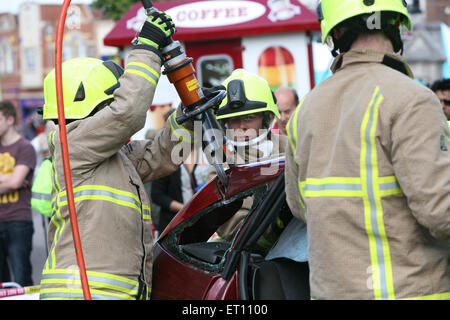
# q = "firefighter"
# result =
<box><xmin>215</xmin><ymin>69</ymin><xmax>287</xmax><ymax>166</ymax></box>
<box><xmin>285</xmin><ymin>0</ymin><xmax>450</xmax><ymax>299</ymax></box>
<box><xmin>39</xmin><ymin>11</ymin><xmax>194</xmax><ymax>300</ymax></box>
<box><xmin>210</xmin><ymin>69</ymin><xmax>289</xmax><ymax>252</ymax></box>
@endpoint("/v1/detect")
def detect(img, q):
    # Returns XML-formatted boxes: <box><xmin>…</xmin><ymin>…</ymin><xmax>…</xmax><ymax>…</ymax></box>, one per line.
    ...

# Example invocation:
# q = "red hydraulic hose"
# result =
<box><xmin>55</xmin><ymin>0</ymin><xmax>91</xmax><ymax>300</ymax></box>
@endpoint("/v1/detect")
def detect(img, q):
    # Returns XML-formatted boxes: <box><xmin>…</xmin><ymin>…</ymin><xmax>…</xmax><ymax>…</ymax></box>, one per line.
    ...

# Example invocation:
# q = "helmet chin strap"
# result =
<box><xmin>226</xmin><ymin>129</ymin><xmax>274</xmax><ymax>158</ymax></box>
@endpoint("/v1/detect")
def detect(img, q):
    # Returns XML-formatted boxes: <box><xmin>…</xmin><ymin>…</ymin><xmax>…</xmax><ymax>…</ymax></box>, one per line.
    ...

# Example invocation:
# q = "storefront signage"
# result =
<box><xmin>125</xmin><ymin>1</ymin><xmax>303</xmax><ymax>32</ymax></box>
<box><xmin>166</xmin><ymin>0</ymin><xmax>266</xmax><ymax>28</ymax></box>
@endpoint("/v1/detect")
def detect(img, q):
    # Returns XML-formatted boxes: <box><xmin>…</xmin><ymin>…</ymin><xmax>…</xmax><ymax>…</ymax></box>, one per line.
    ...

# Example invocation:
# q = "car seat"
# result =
<box><xmin>252</xmin><ymin>258</ymin><xmax>310</xmax><ymax>300</ymax></box>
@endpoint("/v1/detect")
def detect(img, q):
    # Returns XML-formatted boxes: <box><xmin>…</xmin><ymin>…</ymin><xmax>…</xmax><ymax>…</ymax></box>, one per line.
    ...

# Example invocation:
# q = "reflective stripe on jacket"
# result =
<box><xmin>40</xmin><ymin>269</ymin><xmax>140</xmax><ymax>300</ymax></box>
<box><xmin>40</xmin><ymin>49</ymin><xmax>194</xmax><ymax>300</ymax></box>
<box><xmin>285</xmin><ymin>48</ymin><xmax>450</xmax><ymax>300</ymax></box>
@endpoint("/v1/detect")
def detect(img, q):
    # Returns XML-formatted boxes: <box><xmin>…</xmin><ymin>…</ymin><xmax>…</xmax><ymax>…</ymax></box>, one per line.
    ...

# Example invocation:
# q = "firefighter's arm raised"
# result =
<box><xmin>68</xmin><ymin>11</ymin><xmax>177</xmax><ymax>170</ymax></box>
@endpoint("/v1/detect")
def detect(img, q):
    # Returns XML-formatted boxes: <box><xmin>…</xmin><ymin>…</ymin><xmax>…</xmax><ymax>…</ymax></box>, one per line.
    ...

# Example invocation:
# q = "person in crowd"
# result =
<box><xmin>151</xmin><ymin>143</ymin><xmax>210</xmax><ymax>234</ymax></box>
<box><xmin>31</xmin><ymin>121</ymin><xmax>53</xmax><ymax>172</ymax></box>
<box><xmin>431</xmin><ymin>78</ymin><xmax>450</xmax><ymax>120</ymax></box>
<box><xmin>273</xmin><ymin>86</ymin><xmax>299</xmax><ymax>135</ymax></box>
<box><xmin>0</xmin><ymin>101</ymin><xmax>37</xmax><ymax>287</ymax></box>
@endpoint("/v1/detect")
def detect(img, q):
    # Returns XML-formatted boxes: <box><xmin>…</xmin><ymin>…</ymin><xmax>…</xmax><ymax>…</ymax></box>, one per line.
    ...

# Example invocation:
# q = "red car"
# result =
<box><xmin>151</xmin><ymin>156</ymin><xmax>310</xmax><ymax>300</ymax></box>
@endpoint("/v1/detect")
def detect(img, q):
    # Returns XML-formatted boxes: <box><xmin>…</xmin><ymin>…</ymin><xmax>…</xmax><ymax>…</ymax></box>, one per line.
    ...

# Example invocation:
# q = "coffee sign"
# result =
<box><xmin>166</xmin><ymin>0</ymin><xmax>267</xmax><ymax>28</ymax></box>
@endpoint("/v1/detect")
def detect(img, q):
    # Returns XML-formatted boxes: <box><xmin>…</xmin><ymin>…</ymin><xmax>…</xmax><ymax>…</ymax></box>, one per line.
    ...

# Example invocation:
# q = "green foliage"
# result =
<box><xmin>91</xmin><ymin>0</ymin><xmax>138</xmax><ymax>21</ymax></box>
<box><xmin>92</xmin><ymin>0</ymin><xmax>168</xmax><ymax>21</ymax></box>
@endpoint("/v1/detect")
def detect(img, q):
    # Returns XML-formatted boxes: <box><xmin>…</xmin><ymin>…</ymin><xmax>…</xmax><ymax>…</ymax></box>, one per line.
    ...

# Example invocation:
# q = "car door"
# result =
<box><xmin>151</xmin><ymin>158</ymin><xmax>285</xmax><ymax>300</ymax></box>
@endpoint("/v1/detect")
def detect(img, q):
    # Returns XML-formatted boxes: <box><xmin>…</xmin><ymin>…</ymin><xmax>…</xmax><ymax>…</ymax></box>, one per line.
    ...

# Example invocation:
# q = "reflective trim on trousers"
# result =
<box><xmin>40</xmin><ymin>269</ymin><xmax>140</xmax><ymax>300</ymax></box>
<box><xmin>400</xmin><ymin>292</ymin><xmax>450</xmax><ymax>300</ymax></box>
<box><xmin>40</xmin><ymin>289</ymin><xmax>133</xmax><ymax>300</ymax></box>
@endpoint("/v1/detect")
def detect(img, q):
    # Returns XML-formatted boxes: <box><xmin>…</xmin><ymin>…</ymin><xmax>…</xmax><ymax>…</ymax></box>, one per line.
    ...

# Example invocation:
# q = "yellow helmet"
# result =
<box><xmin>317</xmin><ymin>0</ymin><xmax>412</xmax><ymax>44</ymax></box>
<box><xmin>43</xmin><ymin>58</ymin><xmax>123</xmax><ymax>120</ymax></box>
<box><xmin>216</xmin><ymin>69</ymin><xmax>280</xmax><ymax>121</ymax></box>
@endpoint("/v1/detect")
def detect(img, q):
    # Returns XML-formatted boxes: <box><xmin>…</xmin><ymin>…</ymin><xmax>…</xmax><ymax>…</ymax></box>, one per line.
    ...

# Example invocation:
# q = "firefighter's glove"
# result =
<box><xmin>202</xmin><ymin>85</ymin><xmax>226</xmax><ymax>114</ymax></box>
<box><xmin>137</xmin><ymin>10</ymin><xmax>176</xmax><ymax>50</ymax></box>
<box><xmin>202</xmin><ymin>85</ymin><xmax>226</xmax><ymax>99</ymax></box>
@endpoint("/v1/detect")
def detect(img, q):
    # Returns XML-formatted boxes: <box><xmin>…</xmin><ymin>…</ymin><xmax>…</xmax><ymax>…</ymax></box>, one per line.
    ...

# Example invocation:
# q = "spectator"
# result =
<box><xmin>0</xmin><ymin>101</ymin><xmax>37</xmax><ymax>286</ymax></box>
<box><xmin>273</xmin><ymin>86</ymin><xmax>299</xmax><ymax>135</ymax></box>
<box><xmin>431</xmin><ymin>78</ymin><xmax>450</xmax><ymax>120</ymax></box>
<box><xmin>151</xmin><ymin>145</ymin><xmax>210</xmax><ymax>234</ymax></box>
<box><xmin>30</xmin><ymin>121</ymin><xmax>53</xmax><ymax>172</ymax></box>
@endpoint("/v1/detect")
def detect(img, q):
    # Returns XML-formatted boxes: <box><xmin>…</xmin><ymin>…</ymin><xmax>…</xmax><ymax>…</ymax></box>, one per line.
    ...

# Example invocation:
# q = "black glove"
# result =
<box><xmin>202</xmin><ymin>85</ymin><xmax>226</xmax><ymax>114</ymax></box>
<box><xmin>137</xmin><ymin>10</ymin><xmax>176</xmax><ymax>50</ymax></box>
<box><xmin>202</xmin><ymin>85</ymin><xmax>226</xmax><ymax>98</ymax></box>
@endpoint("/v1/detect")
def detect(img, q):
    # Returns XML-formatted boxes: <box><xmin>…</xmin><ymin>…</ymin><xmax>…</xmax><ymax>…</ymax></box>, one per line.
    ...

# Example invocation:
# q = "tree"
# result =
<box><xmin>92</xmin><ymin>0</ymin><xmax>168</xmax><ymax>21</ymax></box>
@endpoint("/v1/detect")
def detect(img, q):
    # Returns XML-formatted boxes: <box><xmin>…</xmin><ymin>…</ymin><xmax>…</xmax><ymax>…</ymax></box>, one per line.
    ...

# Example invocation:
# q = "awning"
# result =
<box><xmin>104</xmin><ymin>0</ymin><xmax>320</xmax><ymax>47</ymax></box>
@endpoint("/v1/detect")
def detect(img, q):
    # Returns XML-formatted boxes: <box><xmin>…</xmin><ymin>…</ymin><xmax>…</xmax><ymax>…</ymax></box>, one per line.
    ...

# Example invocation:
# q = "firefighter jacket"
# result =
<box><xmin>285</xmin><ymin>48</ymin><xmax>450</xmax><ymax>300</ymax></box>
<box><xmin>39</xmin><ymin>49</ymin><xmax>194</xmax><ymax>300</ymax></box>
<box><xmin>211</xmin><ymin>132</ymin><xmax>288</xmax><ymax>249</ymax></box>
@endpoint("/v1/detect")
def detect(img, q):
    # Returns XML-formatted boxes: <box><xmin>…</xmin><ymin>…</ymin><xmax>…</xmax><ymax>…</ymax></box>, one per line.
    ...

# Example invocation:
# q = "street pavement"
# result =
<box><xmin>0</xmin><ymin>211</ymin><xmax>47</xmax><ymax>300</ymax></box>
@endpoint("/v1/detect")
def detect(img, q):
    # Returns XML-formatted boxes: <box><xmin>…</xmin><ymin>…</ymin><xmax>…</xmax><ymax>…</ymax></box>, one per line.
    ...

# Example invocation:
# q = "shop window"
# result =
<box><xmin>45</xmin><ymin>43</ymin><xmax>54</xmax><ymax>70</ymax></box>
<box><xmin>0</xmin><ymin>38</ymin><xmax>13</xmax><ymax>74</ymax></box>
<box><xmin>258</xmin><ymin>46</ymin><xmax>296</xmax><ymax>91</ymax></box>
<box><xmin>0</xmin><ymin>17</ymin><xmax>10</xmax><ymax>31</ymax></box>
<box><xmin>23</xmin><ymin>48</ymin><xmax>37</xmax><ymax>73</ymax></box>
<box><xmin>63</xmin><ymin>32</ymin><xmax>87</xmax><ymax>61</ymax></box>
<box><xmin>196</xmin><ymin>54</ymin><xmax>233</xmax><ymax>88</ymax></box>
<box><xmin>44</xmin><ymin>25</ymin><xmax>54</xmax><ymax>69</ymax></box>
